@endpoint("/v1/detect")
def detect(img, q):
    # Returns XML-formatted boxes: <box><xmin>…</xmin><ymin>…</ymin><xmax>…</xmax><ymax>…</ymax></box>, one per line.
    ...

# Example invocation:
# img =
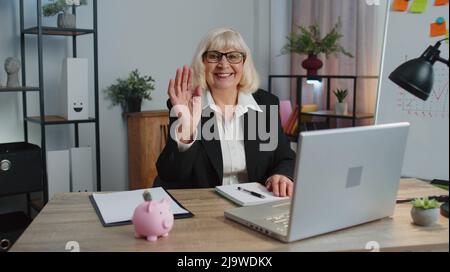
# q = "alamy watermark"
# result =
<box><xmin>65</xmin><ymin>241</ymin><xmax>80</xmax><ymax>252</ymax></box>
<box><xmin>169</xmin><ymin>105</ymin><xmax>281</xmax><ymax>152</ymax></box>
<box><xmin>365</xmin><ymin>241</ymin><xmax>381</xmax><ymax>252</ymax></box>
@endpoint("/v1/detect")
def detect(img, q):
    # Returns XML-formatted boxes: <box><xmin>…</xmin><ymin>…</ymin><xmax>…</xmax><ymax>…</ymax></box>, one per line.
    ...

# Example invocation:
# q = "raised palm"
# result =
<box><xmin>167</xmin><ymin>66</ymin><xmax>202</xmax><ymax>143</ymax></box>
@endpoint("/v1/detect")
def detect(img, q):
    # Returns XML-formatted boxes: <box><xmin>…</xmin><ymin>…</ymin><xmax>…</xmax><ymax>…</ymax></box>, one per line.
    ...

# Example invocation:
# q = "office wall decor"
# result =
<box><xmin>60</xmin><ymin>58</ymin><xmax>89</xmax><ymax>120</ymax></box>
<box><xmin>42</xmin><ymin>0</ymin><xmax>88</xmax><ymax>28</ymax></box>
<box><xmin>4</xmin><ymin>57</ymin><xmax>21</xmax><ymax>88</ymax></box>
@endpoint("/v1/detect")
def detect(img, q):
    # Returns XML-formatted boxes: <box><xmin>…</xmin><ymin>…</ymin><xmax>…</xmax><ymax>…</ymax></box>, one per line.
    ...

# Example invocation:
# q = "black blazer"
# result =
<box><xmin>156</xmin><ymin>89</ymin><xmax>295</xmax><ymax>189</ymax></box>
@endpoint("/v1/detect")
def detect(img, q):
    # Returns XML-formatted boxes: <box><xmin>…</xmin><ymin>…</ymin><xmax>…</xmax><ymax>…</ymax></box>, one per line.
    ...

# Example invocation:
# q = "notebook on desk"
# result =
<box><xmin>90</xmin><ymin>187</ymin><xmax>194</xmax><ymax>227</ymax></box>
<box><xmin>215</xmin><ymin>182</ymin><xmax>289</xmax><ymax>206</ymax></box>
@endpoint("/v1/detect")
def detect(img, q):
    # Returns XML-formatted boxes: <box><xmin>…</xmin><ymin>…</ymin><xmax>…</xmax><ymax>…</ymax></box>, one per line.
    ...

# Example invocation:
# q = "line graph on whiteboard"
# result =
<box><xmin>396</xmin><ymin>55</ymin><xmax>449</xmax><ymax>119</ymax></box>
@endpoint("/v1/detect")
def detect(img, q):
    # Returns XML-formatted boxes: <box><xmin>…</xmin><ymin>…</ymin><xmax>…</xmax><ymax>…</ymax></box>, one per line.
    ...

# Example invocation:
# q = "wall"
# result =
<box><xmin>0</xmin><ymin>0</ymin><xmax>23</xmax><ymax>143</ymax></box>
<box><xmin>270</xmin><ymin>0</ymin><xmax>292</xmax><ymax>100</ymax></box>
<box><xmin>0</xmin><ymin>0</ymin><xmax>272</xmax><ymax>207</ymax></box>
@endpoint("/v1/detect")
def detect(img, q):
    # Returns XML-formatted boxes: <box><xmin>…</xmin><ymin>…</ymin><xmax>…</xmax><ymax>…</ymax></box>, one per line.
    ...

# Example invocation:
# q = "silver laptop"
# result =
<box><xmin>224</xmin><ymin>123</ymin><xmax>410</xmax><ymax>243</ymax></box>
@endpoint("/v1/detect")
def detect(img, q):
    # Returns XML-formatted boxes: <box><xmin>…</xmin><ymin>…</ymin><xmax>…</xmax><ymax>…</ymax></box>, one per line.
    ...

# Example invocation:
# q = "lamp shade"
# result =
<box><xmin>389</xmin><ymin>57</ymin><xmax>434</xmax><ymax>101</ymax></box>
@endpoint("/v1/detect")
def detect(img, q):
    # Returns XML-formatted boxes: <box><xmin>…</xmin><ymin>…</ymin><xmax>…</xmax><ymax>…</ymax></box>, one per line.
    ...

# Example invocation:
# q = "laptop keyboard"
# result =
<box><xmin>265</xmin><ymin>212</ymin><xmax>290</xmax><ymax>229</ymax></box>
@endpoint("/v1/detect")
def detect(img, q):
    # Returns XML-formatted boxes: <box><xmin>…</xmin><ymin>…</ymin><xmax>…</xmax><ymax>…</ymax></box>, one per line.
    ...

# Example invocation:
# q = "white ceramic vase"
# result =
<box><xmin>335</xmin><ymin>102</ymin><xmax>348</xmax><ymax>115</ymax></box>
<box><xmin>411</xmin><ymin>207</ymin><xmax>439</xmax><ymax>226</ymax></box>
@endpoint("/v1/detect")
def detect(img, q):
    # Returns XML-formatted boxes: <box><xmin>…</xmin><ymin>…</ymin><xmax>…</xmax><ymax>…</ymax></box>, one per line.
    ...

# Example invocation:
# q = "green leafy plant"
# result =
<box><xmin>281</xmin><ymin>19</ymin><xmax>353</xmax><ymax>58</ymax></box>
<box><xmin>411</xmin><ymin>197</ymin><xmax>440</xmax><ymax>209</ymax></box>
<box><xmin>333</xmin><ymin>88</ymin><xmax>348</xmax><ymax>103</ymax></box>
<box><xmin>43</xmin><ymin>0</ymin><xmax>87</xmax><ymax>17</ymax></box>
<box><xmin>104</xmin><ymin>69</ymin><xmax>155</xmax><ymax>110</ymax></box>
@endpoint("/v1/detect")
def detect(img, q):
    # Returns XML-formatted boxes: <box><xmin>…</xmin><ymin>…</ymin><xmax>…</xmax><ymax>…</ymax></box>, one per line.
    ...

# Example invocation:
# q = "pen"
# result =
<box><xmin>237</xmin><ymin>187</ymin><xmax>266</xmax><ymax>199</ymax></box>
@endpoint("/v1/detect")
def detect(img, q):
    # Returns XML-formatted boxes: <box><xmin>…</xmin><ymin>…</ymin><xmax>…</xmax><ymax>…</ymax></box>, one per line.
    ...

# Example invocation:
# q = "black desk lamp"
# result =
<box><xmin>389</xmin><ymin>38</ymin><xmax>449</xmax><ymax>100</ymax></box>
<box><xmin>389</xmin><ymin>38</ymin><xmax>449</xmax><ymax>218</ymax></box>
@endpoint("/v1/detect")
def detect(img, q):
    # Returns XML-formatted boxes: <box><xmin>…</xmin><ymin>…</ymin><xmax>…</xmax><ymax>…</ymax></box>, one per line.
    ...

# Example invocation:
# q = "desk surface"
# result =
<box><xmin>11</xmin><ymin>179</ymin><xmax>449</xmax><ymax>252</ymax></box>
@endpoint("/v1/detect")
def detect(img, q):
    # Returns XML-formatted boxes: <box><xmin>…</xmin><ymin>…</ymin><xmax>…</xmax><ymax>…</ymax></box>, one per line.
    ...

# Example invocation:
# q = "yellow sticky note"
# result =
<box><xmin>434</xmin><ymin>0</ymin><xmax>449</xmax><ymax>6</ymax></box>
<box><xmin>430</xmin><ymin>21</ymin><xmax>447</xmax><ymax>36</ymax></box>
<box><xmin>410</xmin><ymin>0</ymin><xmax>428</xmax><ymax>13</ymax></box>
<box><xmin>392</xmin><ymin>0</ymin><xmax>410</xmax><ymax>11</ymax></box>
<box><xmin>446</xmin><ymin>30</ymin><xmax>449</xmax><ymax>43</ymax></box>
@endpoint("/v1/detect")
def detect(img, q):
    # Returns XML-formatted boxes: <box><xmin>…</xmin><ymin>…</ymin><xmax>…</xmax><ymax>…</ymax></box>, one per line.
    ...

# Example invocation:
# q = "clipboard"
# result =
<box><xmin>89</xmin><ymin>187</ymin><xmax>194</xmax><ymax>227</ymax></box>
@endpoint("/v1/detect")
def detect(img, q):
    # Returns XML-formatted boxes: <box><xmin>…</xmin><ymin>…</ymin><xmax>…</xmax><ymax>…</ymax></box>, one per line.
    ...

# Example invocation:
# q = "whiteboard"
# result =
<box><xmin>376</xmin><ymin>0</ymin><xmax>449</xmax><ymax>180</ymax></box>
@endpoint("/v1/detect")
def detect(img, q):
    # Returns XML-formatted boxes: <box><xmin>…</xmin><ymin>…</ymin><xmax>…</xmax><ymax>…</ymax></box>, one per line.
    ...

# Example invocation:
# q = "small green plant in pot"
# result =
<box><xmin>333</xmin><ymin>88</ymin><xmax>348</xmax><ymax>115</ymax></box>
<box><xmin>104</xmin><ymin>69</ymin><xmax>155</xmax><ymax>113</ymax></box>
<box><xmin>42</xmin><ymin>0</ymin><xmax>88</xmax><ymax>28</ymax></box>
<box><xmin>410</xmin><ymin>197</ymin><xmax>440</xmax><ymax>226</ymax></box>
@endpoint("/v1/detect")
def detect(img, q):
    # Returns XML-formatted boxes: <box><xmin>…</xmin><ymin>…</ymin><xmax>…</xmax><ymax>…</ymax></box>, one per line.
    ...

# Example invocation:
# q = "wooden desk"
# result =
<box><xmin>11</xmin><ymin>179</ymin><xmax>449</xmax><ymax>252</ymax></box>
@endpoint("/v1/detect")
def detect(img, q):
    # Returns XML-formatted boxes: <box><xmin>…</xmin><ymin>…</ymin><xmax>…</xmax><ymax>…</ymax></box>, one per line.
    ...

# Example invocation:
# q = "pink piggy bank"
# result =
<box><xmin>132</xmin><ymin>196</ymin><xmax>174</xmax><ymax>242</ymax></box>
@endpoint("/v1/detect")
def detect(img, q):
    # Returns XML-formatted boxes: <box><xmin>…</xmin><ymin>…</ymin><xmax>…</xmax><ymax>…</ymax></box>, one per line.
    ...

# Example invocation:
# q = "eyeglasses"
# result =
<box><xmin>203</xmin><ymin>51</ymin><xmax>246</xmax><ymax>64</ymax></box>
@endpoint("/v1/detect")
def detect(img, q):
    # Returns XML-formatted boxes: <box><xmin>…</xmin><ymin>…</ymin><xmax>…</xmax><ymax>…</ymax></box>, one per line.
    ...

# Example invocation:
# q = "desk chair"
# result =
<box><xmin>153</xmin><ymin>176</ymin><xmax>163</xmax><ymax>188</ymax></box>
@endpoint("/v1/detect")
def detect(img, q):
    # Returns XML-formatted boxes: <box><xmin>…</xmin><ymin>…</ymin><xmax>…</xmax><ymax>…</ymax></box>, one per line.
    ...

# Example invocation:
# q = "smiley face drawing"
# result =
<box><xmin>73</xmin><ymin>102</ymin><xmax>84</xmax><ymax>113</ymax></box>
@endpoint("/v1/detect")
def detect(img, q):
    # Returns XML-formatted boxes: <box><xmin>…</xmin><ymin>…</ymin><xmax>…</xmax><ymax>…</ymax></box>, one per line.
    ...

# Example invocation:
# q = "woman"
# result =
<box><xmin>156</xmin><ymin>27</ymin><xmax>295</xmax><ymax>197</ymax></box>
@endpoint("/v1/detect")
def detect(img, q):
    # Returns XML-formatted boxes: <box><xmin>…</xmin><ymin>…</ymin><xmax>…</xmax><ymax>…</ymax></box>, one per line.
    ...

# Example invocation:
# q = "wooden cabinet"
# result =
<box><xmin>127</xmin><ymin>111</ymin><xmax>169</xmax><ymax>190</ymax></box>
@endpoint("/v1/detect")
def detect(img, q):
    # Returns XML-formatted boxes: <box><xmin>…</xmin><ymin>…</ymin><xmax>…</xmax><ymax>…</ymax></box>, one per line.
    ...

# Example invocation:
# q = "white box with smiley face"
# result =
<box><xmin>61</xmin><ymin>58</ymin><xmax>89</xmax><ymax>120</ymax></box>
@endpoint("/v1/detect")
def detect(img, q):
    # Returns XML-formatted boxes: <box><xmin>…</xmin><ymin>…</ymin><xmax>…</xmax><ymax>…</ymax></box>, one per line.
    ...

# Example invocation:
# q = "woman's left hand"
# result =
<box><xmin>265</xmin><ymin>175</ymin><xmax>294</xmax><ymax>198</ymax></box>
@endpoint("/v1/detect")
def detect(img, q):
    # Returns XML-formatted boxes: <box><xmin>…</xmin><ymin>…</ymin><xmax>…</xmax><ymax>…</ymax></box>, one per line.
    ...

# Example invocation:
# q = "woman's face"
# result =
<box><xmin>203</xmin><ymin>48</ymin><xmax>245</xmax><ymax>92</ymax></box>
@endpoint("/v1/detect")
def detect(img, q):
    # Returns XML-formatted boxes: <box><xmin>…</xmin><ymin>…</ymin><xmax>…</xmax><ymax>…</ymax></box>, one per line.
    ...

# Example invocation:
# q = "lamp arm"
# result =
<box><xmin>431</xmin><ymin>39</ymin><xmax>449</xmax><ymax>67</ymax></box>
<box><xmin>436</xmin><ymin>57</ymin><xmax>449</xmax><ymax>67</ymax></box>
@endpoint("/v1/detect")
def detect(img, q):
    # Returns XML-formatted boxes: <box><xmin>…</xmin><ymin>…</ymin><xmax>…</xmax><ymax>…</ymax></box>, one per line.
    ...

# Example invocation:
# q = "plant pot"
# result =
<box><xmin>302</xmin><ymin>54</ymin><xmax>323</xmax><ymax>76</ymax></box>
<box><xmin>411</xmin><ymin>207</ymin><xmax>439</xmax><ymax>226</ymax></box>
<box><xmin>335</xmin><ymin>102</ymin><xmax>348</xmax><ymax>115</ymax></box>
<box><xmin>57</xmin><ymin>11</ymin><xmax>76</xmax><ymax>28</ymax></box>
<box><xmin>126</xmin><ymin>97</ymin><xmax>142</xmax><ymax>113</ymax></box>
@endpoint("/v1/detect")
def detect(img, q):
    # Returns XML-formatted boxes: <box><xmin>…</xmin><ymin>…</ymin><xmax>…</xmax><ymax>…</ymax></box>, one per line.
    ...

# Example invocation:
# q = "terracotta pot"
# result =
<box><xmin>302</xmin><ymin>54</ymin><xmax>323</xmax><ymax>76</ymax></box>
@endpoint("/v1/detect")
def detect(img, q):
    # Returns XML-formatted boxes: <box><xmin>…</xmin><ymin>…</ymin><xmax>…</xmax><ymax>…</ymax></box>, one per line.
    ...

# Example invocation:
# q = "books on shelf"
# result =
<box><xmin>279</xmin><ymin>100</ymin><xmax>293</xmax><ymax>128</ymax></box>
<box><xmin>284</xmin><ymin>106</ymin><xmax>299</xmax><ymax>136</ymax></box>
<box><xmin>283</xmin><ymin>104</ymin><xmax>319</xmax><ymax>137</ymax></box>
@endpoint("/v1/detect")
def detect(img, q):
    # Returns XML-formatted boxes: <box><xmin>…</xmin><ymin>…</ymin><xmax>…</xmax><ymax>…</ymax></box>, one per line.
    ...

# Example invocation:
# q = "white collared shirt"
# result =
<box><xmin>176</xmin><ymin>90</ymin><xmax>263</xmax><ymax>185</ymax></box>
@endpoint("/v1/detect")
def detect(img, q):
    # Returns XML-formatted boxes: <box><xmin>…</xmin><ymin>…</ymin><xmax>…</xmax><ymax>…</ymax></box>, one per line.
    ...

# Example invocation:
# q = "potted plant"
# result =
<box><xmin>42</xmin><ymin>0</ymin><xmax>87</xmax><ymax>29</ymax></box>
<box><xmin>104</xmin><ymin>69</ymin><xmax>155</xmax><ymax>113</ymax></box>
<box><xmin>281</xmin><ymin>19</ymin><xmax>353</xmax><ymax>76</ymax></box>
<box><xmin>410</xmin><ymin>197</ymin><xmax>440</xmax><ymax>226</ymax></box>
<box><xmin>333</xmin><ymin>88</ymin><xmax>348</xmax><ymax>115</ymax></box>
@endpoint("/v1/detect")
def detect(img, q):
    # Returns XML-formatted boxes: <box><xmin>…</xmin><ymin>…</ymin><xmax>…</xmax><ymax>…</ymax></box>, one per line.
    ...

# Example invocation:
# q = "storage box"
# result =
<box><xmin>60</xmin><ymin>58</ymin><xmax>89</xmax><ymax>120</ymax></box>
<box><xmin>47</xmin><ymin>150</ymin><xmax>70</xmax><ymax>200</ymax></box>
<box><xmin>0</xmin><ymin>212</ymin><xmax>31</xmax><ymax>252</ymax></box>
<box><xmin>70</xmin><ymin>147</ymin><xmax>94</xmax><ymax>192</ymax></box>
<box><xmin>0</xmin><ymin>142</ymin><xmax>43</xmax><ymax>197</ymax></box>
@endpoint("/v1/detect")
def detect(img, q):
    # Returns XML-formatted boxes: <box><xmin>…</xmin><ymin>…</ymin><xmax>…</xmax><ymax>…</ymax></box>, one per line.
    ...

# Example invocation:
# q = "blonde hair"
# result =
<box><xmin>191</xmin><ymin>27</ymin><xmax>260</xmax><ymax>93</ymax></box>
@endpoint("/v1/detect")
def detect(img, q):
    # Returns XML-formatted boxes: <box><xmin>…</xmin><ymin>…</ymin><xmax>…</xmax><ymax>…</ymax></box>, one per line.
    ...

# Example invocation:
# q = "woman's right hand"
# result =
<box><xmin>168</xmin><ymin>65</ymin><xmax>202</xmax><ymax>144</ymax></box>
